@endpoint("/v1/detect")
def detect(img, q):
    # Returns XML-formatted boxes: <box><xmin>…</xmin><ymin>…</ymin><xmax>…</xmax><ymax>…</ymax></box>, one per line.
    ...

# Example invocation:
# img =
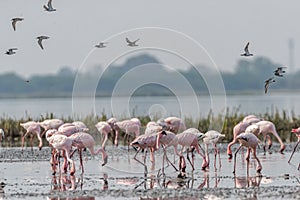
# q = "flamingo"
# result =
<box><xmin>203</xmin><ymin>130</ymin><xmax>225</xmax><ymax>169</ymax></box>
<box><xmin>46</xmin><ymin>129</ymin><xmax>75</xmax><ymax>175</ymax></box>
<box><xmin>288</xmin><ymin>128</ymin><xmax>300</xmax><ymax>170</ymax></box>
<box><xmin>95</xmin><ymin>121</ymin><xmax>112</xmax><ymax>148</ymax></box>
<box><xmin>40</xmin><ymin>119</ymin><xmax>64</xmax><ymax>137</ymax></box>
<box><xmin>58</xmin><ymin>124</ymin><xmax>88</xmax><ymax>137</ymax></box>
<box><xmin>157</xmin><ymin>117</ymin><xmax>186</xmax><ymax>133</ymax></box>
<box><xmin>0</xmin><ymin>129</ymin><xmax>4</xmax><ymax>142</ymax></box>
<box><xmin>227</xmin><ymin>121</ymin><xmax>251</xmax><ymax>158</ymax></box>
<box><xmin>144</xmin><ymin>121</ymin><xmax>163</xmax><ymax>135</ymax></box>
<box><xmin>176</xmin><ymin>128</ymin><xmax>207</xmax><ymax>171</ymax></box>
<box><xmin>68</xmin><ymin>132</ymin><xmax>108</xmax><ymax>174</ymax></box>
<box><xmin>254</xmin><ymin>120</ymin><xmax>285</xmax><ymax>154</ymax></box>
<box><xmin>114</xmin><ymin>118</ymin><xmax>141</xmax><ymax>147</ymax></box>
<box><xmin>20</xmin><ymin>121</ymin><xmax>43</xmax><ymax>151</ymax></box>
<box><xmin>130</xmin><ymin>133</ymin><xmax>158</xmax><ymax>173</ymax></box>
<box><xmin>72</xmin><ymin>121</ymin><xmax>88</xmax><ymax>129</ymax></box>
<box><xmin>156</xmin><ymin>131</ymin><xmax>183</xmax><ymax>172</ymax></box>
<box><xmin>233</xmin><ymin>132</ymin><xmax>262</xmax><ymax>174</ymax></box>
<box><xmin>242</xmin><ymin>115</ymin><xmax>262</xmax><ymax>124</ymax></box>
<box><xmin>47</xmin><ymin>125</ymin><xmax>88</xmax><ymax>175</ymax></box>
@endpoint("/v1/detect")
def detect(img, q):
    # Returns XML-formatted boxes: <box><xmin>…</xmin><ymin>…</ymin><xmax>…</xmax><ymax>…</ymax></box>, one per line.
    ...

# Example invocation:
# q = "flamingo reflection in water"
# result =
<box><xmin>50</xmin><ymin>174</ymin><xmax>78</xmax><ymax>192</ymax></box>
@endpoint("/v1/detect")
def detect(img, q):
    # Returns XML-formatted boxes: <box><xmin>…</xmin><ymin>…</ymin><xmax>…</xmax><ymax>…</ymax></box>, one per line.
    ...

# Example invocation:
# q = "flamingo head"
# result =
<box><xmin>291</xmin><ymin>128</ymin><xmax>300</xmax><ymax>133</ymax></box>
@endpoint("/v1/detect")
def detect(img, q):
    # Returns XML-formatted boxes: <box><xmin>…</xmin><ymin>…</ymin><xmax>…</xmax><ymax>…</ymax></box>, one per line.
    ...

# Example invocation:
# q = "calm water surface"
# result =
<box><xmin>0</xmin><ymin>91</ymin><xmax>300</xmax><ymax>119</ymax></box>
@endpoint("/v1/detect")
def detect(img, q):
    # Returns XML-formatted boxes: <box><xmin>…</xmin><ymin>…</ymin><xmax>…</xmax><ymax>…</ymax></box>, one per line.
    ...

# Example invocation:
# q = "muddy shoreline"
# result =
<box><xmin>1</xmin><ymin>144</ymin><xmax>299</xmax><ymax>199</ymax></box>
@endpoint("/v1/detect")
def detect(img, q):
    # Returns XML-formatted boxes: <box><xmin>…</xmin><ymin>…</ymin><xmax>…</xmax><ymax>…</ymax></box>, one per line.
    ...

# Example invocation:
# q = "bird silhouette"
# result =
<box><xmin>126</xmin><ymin>37</ymin><xmax>139</xmax><ymax>47</ymax></box>
<box><xmin>240</xmin><ymin>42</ymin><xmax>253</xmax><ymax>56</ymax></box>
<box><xmin>36</xmin><ymin>36</ymin><xmax>50</xmax><ymax>50</ymax></box>
<box><xmin>264</xmin><ymin>77</ymin><xmax>275</xmax><ymax>94</ymax></box>
<box><xmin>11</xmin><ymin>18</ymin><xmax>23</xmax><ymax>31</ymax></box>
<box><xmin>5</xmin><ymin>48</ymin><xmax>17</xmax><ymax>55</ymax></box>
<box><xmin>44</xmin><ymin>0</ymin><xmax>56</xmax><ymax>12</ymax></box>
<box><xmin>274</xmin><ymin>67</ymin><xmax>287</xmax><ymax>77</ymax></box>
<box><xmin>95</xmin><ymin>42</ymin><xmax>108</xmax><ymax>48</ymax></box>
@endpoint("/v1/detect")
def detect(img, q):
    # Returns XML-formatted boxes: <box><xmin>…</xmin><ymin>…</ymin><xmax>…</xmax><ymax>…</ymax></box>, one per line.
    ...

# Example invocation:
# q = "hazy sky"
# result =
<box><xmin>1</xmin><ymin>0</ymin><xmax>299</xmax><ymax>78</ymax></box>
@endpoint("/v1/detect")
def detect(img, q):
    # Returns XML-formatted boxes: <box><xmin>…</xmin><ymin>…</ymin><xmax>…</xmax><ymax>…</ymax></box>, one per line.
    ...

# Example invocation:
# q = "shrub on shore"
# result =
<box><xmin>0</xmin><ymin>108</ymin><xmax>299</xmax><ymax>147</ymax></box>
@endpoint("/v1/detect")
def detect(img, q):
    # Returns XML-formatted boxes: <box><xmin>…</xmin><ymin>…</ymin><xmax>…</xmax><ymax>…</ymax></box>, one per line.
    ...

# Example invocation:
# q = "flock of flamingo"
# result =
<box><xmin>1</xmin><ymin>115</ymin><xmax>299</xmax><ymax>177</ymax></box>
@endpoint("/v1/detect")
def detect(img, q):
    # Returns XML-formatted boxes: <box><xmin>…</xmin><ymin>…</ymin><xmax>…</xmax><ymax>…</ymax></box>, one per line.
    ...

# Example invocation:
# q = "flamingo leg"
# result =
<box><xmin>30</xmin><ymin>134</ymin><xmax>34</xmax><ymax>153</ymax></box>
<box><xmin>79</xmin><ymin>149</ymin><xmax>84</xmax><ymax>175</ymax></box>
<box><xmin>133</xmin><ymin>148</ymin><xmax>148</xmax><ymax>174</ymax></box>
<box><xmin>227</xmin><ymin>138</ymin><xmax>238</xmax><ymax>159</ymax></box>
<box><xmin>186</xmin><ymin>149</ymin><xmax>195</xmax><ymax>170</ymax></box>
<box><xmin>288</xmin><ymin>140</ymin><xmax>299</xmax><ymax>163</ymax></box>
<box><xmin>252</xmin><ymin>147</ymin><xmax>262</xmax><ymax>173</ymax></box>
<box><xmin>233</xmin><ymin>145</ymin><xmax>243</xmax><ymax>174</ymax></box>
<box><xmin>21</xmin><ymin>131</ymin><xmax>30</xmax><ymax>152</ymax></box>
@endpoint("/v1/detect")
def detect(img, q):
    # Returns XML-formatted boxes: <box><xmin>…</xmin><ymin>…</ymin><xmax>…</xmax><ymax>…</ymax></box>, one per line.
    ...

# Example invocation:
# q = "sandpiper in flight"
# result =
<box><xmin>36</xmin><ymin>36</ymin><xmax>50</xmax><ymax>50</ymax></box>
<box><xmin>5</xmin><ymin>48</ymin><xmax>18</xmax><ymax>55</ymax></box>
<box><xmin>240</xmin><ymin>42</ymin><xmax>253</xmax><ymax>56</ymax></box>
<box><xmin>274</xmin><ymin>67</ymin><xmax>287</xmax><ymax>77</ymax></box>
<box><xmin>264</xmin><ymin>77</ymin><xmax>275</xmax><ymax>94</ymax></box>
<box><xmin>126</xmin><ymin>37</ymin><xmax>139</xmax><ymax>47</ymax></box>
<box><xmin>11</xmin><ymin>18</ymin><xmax>24</xmax><ymax>31</ymax></box>
<box><xmin>95</xmin><ymin>42</ymin><xmax>108</xmax><ymax>48</ymax></box>
<box><xmin>44</xmin><ymin>0</ymin><xmax>56</xmax><ymax>12</ymax></box>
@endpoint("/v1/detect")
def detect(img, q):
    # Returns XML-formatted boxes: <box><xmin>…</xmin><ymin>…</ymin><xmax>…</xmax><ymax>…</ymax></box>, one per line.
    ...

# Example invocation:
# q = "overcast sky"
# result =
<box><xmin>0</xmin><ymin>0</ymin><xmax>299</xmax><ymax>78</ymax></box>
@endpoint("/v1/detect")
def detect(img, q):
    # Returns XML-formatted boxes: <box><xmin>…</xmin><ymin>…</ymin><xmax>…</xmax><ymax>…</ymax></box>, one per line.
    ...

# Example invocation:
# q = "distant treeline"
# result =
<box><xmin>1</xmin><ymin>54</ymin><xmax>300</xmax><ymax>97</ymax></box>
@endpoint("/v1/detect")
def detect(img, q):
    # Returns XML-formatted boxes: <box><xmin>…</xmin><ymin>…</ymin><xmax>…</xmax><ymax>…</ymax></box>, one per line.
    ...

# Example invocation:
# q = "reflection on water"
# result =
<box><xmin>0</xmin><ymin>147</ymin><xmax>299</xmax><ymax>199</ymax></box>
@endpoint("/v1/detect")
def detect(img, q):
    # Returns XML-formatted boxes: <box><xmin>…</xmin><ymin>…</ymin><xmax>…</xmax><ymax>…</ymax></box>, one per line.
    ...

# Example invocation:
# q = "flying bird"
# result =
<box><xmin>95</xmin><ymin>42</ymin><xmax>108</xmax><ymax>48</ymax></box>
<box><xmin>126</xmin><ymin>37</ymin><xmax>139</xmax><ymax>47</ymax></box>
<box><xmin>11</xmin><ymin>17</ymin><xmax>23</xmax><ymax>31</ymax></box>
<box><xmin>36</xmin><ymin>36</ymin><xmax>50</xmax><ymax>50</ymax></box>
<box><xmin>5</xmin><ymin>48</ymin><xmax>17</xmax><ymax>55</ymax></box>
<box><xmin>274</xmin><ymin>67</ymin><xmax>287</xmax><ymax>77</ymax></box>
<box><xmin>44</xmin><ymin>0</ymin><xmax>56</xmax><ymax>12</ymax></box>
<box><xmin>240</xmin><ymin>42</ymin><xmax>253</xmax><ymax>57</ymax></box>
<box><xmin>264</xmin><ymin>77</ymin><xmax>275</xmax><ymax>94</ymax></box>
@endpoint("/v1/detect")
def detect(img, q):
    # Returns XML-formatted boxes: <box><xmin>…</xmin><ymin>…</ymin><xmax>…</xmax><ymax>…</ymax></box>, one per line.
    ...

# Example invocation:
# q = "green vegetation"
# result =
<box><xmin>1</xmin><ymin>109</ymin><xmax>299</xmax><ymax>148</ymax></box>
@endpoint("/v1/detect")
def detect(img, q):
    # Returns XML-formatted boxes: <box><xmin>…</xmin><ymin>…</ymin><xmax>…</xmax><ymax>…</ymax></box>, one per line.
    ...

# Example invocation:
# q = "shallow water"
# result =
<box><xmin>0</xmin><ymin>145</ymin><xmax>299</xmax><ymax>199</ymax></box>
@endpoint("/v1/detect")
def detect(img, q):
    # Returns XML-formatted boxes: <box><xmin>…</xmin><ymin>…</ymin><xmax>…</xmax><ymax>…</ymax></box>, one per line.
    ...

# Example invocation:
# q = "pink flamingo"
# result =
<box><xmin>233</xmin><ymin>132</ymin><xmax>262</xmax><ymax>174</ymax></box>
<box><xmin>254</xmin><ymin>120</ymin><xmax>285</xmax><ymax>154</ymax></box>
<box><xmin>203</xmin><ymin>130</ymin><xmax>225</xmax><ymax>169</ymax></box>
<box><xmin>20</xmin><ymin>121</ymin><xmax>43</xmax><ymax>151</ymax></box>
<box><xmin>68</xmin><ymin>132</ymin><xmax>108</xmax><ymax>174</ymax></box>
<box><xmin>72</xmin><ymin>121</ymin><xmax>87</xmax><ymax>129</ymax></box>
<box><xmin>288</xmin><ymin>128</ymin><xmax>300</xmax><ymax>170</ymax></box>
<box><xmin>114</xmin><ymin>118</ymin><xmax>141</xmax><ymax>147</ymax></box>
<box><xmin>176</xmin><ymin>128</ymin><xmax>207</xmax><ymax>171</ymax></box>
<box><xmin>40</xmin><ymin>119</ymin><xmax>64</xmax><ymax>137</ymax></box>
<box><xmin>144</xmin><ymin>121</ymin><xmax>163</xmax><ymax>135</ymax></box>
<box><xmin>46</xmin><ymin>129</ymin><xmax>75</xmax><ymax>175</ymax></box>
<box><xmin>58</xmin><ymin>124</ymin><xmax>89</xmax><ymax>137</ymax></box>
<box><xmin>130</xmin><ymin>132</ymin><xmax>158</xmax><ymax>173</ymax></box>
<box><xmin>227</xmin><ymin>121</ymin><xmax>251</xmax><ymax>158</ymax></box>
<box><xmin>157</xmin><ymin>117</ymin><xmax>186</xmax><ymax>133</ymax></box>
<box><xmin>95</xmin><ymin>121</ymin><xmax>112</xmax><ymax>148</ymax></box>
<box><xmin>242</xmin><ymin>115</ymin><xmax>262</xmax><ymax>124</ymax></box>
